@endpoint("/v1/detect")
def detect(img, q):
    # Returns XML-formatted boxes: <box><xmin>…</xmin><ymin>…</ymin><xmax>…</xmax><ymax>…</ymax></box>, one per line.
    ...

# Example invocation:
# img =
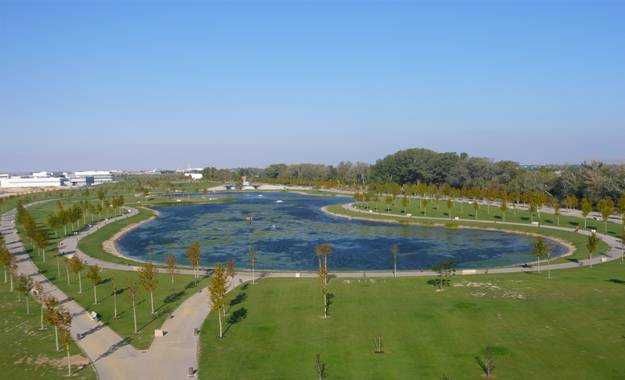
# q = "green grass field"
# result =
<box><xmin>0</xmin><ymin>283</ymin><xmax>96</xmax><ymax>379</ymax></box>
<box><xmin>199</xmin><ymin>261</ymin><xmax>625</xmax><ymax>379</ymax></box>
<box><xmin>21</xmin><ymin>200</ymin><xmax>209</xmax><ymax>349</ymax></box>
<box><xmin>360</xmin><ymin>198</ymin><xmax>623</xmax><ymax>238</ymax></box>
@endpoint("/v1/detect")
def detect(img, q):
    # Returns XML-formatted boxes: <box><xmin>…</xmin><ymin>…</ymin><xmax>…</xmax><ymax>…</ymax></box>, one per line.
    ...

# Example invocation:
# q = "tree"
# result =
<box><xmin>138</xmin><ymin>262</ymin><xmax>157</xmax><ymax>314</ymax></box>
<box><xmin>586</xmin><ymin>233</ymin><xmax>599</xmax><ymax>268</ymax></box>
<box><xmin>620</xmin><ymin>228</ymin><xmax>625</xmax><ymax>264</ymax></box>
<box><xmin>165</xmin><ymin>254</ymin><xmax>177</xmax><ymax>285</ymax></box>
<box><xmin>68</xmin><ymin>255</ymin><xmax>84</xmax><ymax>293</ymax></box>
<box><xmin>86</xmin><ymin>265</ymin><xmax>102</xmax><ymax>304</ymax></box>
<box><xmin>619</xmin><ymin>194</ymin><xmax>625</xmax><ymax>223</ymax></box>
<box><xmin>532</xmin><ymin>237</ymin><xmax>548</xmax><ymax>273</ymax></box>
<box><xmin>33</xmin><ymin>281</ymin><xmax>45</xmax><ymax>330</ymax></box>
<box><xmin>248</xmin><ymin>247</ymin><xmax>257</xmax><ymax>285</ymax></box>
<box><xmin>597</xmin><ymin>198</ymin><xmax>614</xmax><ymax>233</ymax></box>
<box><xmin>43</xmin><ymin>296</ymin><xmax>60</xmax><ymax>351</ymax></box>
<box><xmin>390</xmin><ymin>244</ymin><xmax>399</xmax><ymax>278</ymax></box>
<box><xmin>401</xmin><ymin>195</ymin><xmax>409</xmax><ymax>213</ymax></box>
<box><xmin>551</xmin><ymin>198</ymin><xmax>561</xmax><ymax>226</ymax></box>
<box><xmin>126</xmin><ymin>281</ymin><xmax>139</xmax><ymax>333</ymax></box>
<box><xmin>314</xmin><ymin>243</ymin><xmax>333</xmax><ymax>285</ymax></box>
<box><xmin>318</xmin><ymin>258</ymin><xmax>329</xmax><ymax>319</ymax></box>
<box><xmin>226</xmin><ymin>259</ymin><xmax>236</xmax><ymax>287</ymax></box>
<box><xmin>446</xmin><ymin>198</ymin><xmax>454</xmax><ymax>219</ymax></box>
<box><xmin>208</xmin><ymin>264</ymin><xmax>227</xmax><ymax>338</ymax></box>
<box><xmin>315</xmin><ymin>353</ymin><xmax>327</xmax><ymax>380</ymax></box>
<box><xmin>472</xmin><ymin>201</ymin><xmax>479</xmax><ymax>219</ymax></box>
<box><xmin>432</xmin><ymin>260</ymin><xmax>456</xmax><ymax>290</ymax></box>
<box><xmin>111</xmin><ymin>278</ymin><xmax>119</xmax><ymax>319</ymax></box>
<box><xmin>476</xmin><ymin>346</ymin><xmax>496</xmax><ymax>378</ymax></box>
<box><xmin>16</xmin><ymin>274</ymin><xmax>33</xmax><ymax>314</ymax></box>
<box><xmin>499</xmin><ymin>198</ymin><xmax>508</xmax><ymax>222</ymax></box>
<box><xmin>56</xmin><ymin>306</ymin><xmax>73</xmax><ymax>376</ymax></box>
<box><xmin>186</xmin><ymin>242</ymin><xmax>201</xmax><ymax>282</ymax></box>
<box><xmin>564</xmin><ymin>194</ymin><xmax>578</xmax><ymax>211</ymax></box>
<box><xmin>0</xmin><ymin>246</ymin><xmax>13</xmax><ymax>284</ymax></box>
<box><xmin>581</xmin><ymin>198</ymin><xmax>592</xmax><ymax>229</ymax></box>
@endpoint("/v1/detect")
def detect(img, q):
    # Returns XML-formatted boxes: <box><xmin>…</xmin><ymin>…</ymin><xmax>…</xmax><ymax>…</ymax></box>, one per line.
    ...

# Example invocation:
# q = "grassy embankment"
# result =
<box><xmin>0</xmin><ymin>283</ymin><xmax>96</xmax><ymax>379</ymax></box>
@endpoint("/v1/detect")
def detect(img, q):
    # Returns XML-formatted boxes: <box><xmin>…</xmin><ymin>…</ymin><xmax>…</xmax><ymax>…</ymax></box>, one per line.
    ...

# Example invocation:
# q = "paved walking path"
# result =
<box><xmin>1</xmin><ymin>204</ymin><xmax>251</xmax><ymax>380</ymax></box>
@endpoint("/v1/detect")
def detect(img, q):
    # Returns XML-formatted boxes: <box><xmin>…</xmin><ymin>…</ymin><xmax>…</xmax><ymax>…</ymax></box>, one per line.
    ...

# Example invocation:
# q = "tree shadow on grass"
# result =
<box><xmin>224</xmin><ymin>307</ymin><xmax>248</xmax><ymax>336</ymax></box>
<box><xmin>229</xmin><ymin>292</ymin><xmax>246</xmax><ymax>308</ymax></box>
<box><xmin>608</xmin><ymin>278</ymin><xmax>625</xmax><ymax>284</ymax></box>
<box><xmin>164</xmin><ymin>291</ymin><xmax>184</xmax><ymax>304</ymax></box>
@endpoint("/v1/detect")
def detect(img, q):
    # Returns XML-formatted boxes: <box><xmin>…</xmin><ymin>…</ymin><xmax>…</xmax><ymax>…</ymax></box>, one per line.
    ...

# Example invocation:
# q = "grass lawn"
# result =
<box><xmin>0</xmin><ymin>283</ymin><xmax>96</xmax><ymax>379</ymax></box>
<box><xmin>361</xmin><ymin>198</ymin><xmax>623</xmax><ymax>238</ymax></box>
<box><xmin>327</xmin><ymin>203</ymin><xmax>612</xmax><ymax>263</ymax></box>
<box><xmin>21</xmin><ymin>200</ymin><xmax>209</xmax><ymax>349</ymax></box>
<box><xmin>199</xmin><ymin>261</ymin><xmax>625</xmax><ymax>379</ymax></box>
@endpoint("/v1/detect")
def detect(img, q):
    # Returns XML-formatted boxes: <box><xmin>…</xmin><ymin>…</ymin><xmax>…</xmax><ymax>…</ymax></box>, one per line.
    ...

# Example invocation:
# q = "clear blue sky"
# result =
<box><xmin>1</xmin><ymin>2</ymin><xmax>624</xmax><ymax>171</ymax></box>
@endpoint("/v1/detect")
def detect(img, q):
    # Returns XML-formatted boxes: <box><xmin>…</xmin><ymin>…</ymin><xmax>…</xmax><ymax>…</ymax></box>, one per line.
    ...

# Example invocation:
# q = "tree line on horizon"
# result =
<box><xmin>201</xmin><ymin>147</ymin><xmax>625</xmax><ymax>204</ymax></box>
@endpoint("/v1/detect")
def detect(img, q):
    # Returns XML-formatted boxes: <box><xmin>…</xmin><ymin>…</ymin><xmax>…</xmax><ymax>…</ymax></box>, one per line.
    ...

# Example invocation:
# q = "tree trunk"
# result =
<box><xmin>67</xmin><ymin>348</ymin><xmax>71</xmax><ymax>376</ymax></box>
<box><xmin>150</xmin><ymin>292</ymin><xmax>154</xmax><ymax>314</ymax></box>
<box><xmin>9</xmin><ymin>273</ymin><xmax>13</xmax><ymax>292</ymax></box>
<box><xmin>26</xmin><ymin>297</ymin><xmax>30</xmax><ymax>314</ymax></box>
<box><xmin>218</xmin><ymin>310</ymin><xmax>223</xmax><ymax>338</ymax></box>
<box><xmin>40</xmin><ymin>304</ymin><xmax>45</xmax><ymax>330</ymax></box>
<box><xmin>113</xmin><ymin>291</ymin><xmax>118</xmax><ymax>319</ymax></box>
<box><xmin>78</xmin><ymin>273</ymin><xmax>82</xmax><ymax>293</ymax></box>
<box><xmin>93</xmin><ymin>285</ymin><xmax>98</xmax><ymax>304</ymax></box>
<box><xmin>65</xmin><ymin>266</ymin><xmax>70</xmax><ymax>284</ymax></box>
<box><xmin>3</xmin><ymin>269</ymin><xmax>6</xmax><ymax>283</ymax></box>
<box><xmin>132</xmin><ymin>300</ymin><xmax>137</xmax><ymax>333</ymax></box>
<box><xmin>54</xmin><ymin>326</ymin><xmax>59</xmax><ymax>351</ymax></box>
<box><xmin>57</xmin><ymin>258</ymin><xmax>61</xmax><ymax>279</ymax></box>
<box><xmin>42</xmin><ymin>248</ymin><xmax>46</xmax><ymax>263</ymax></box>
<box><xmin>393</xmin><ymin>259</ymin><xmax>397</xmax><ymax>278</ymax></box>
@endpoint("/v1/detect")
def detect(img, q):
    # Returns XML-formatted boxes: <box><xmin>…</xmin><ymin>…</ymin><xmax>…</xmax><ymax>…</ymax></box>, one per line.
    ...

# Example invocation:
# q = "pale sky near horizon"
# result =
<box><xmin>1</xmin><ymin>2</ymin><xmax>624</xmax><ymax>172</ymax></box>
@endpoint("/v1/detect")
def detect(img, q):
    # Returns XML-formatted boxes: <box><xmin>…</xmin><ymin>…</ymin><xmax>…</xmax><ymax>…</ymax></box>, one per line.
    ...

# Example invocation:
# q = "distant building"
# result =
<box><xmin>184</xmin><ymin>172</ymin><xmax>203</xmax><ymax>180</ymax></box>
<box><xmin>32</xmin><ymin>171</ymin><xmax>52</xmax><ymax>178</ymax></box>
<box><xmin>0</xmin><ymin>176</ymin><xmax>65</xmax><ymax>188</ymax></box>
<box><xmin>73</xmin><ymin>171</ymin><xmax>113</xmax><ymax>185</ymax></box>
<box><xmin>67</xmin><ymin>175</ymin><xmax>94</xmax><ymax>187</ymax></box>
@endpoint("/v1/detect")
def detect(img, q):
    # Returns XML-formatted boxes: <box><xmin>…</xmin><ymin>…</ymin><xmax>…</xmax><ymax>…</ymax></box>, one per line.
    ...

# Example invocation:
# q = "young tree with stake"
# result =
<box><xmin>532</xmin><ymin>237</ymin><xmax>548</xmax><ymax>273</ymax></box>
<box><xmin>390</xmin><ymin>244</ymin><xmax>399</xmax><ymax>278</ymax></box>
<box><xmin>138</xmin><ymin>262</ymin><xmax>157</xmax><ymax>315</ymax></box>
<box><xmin>86</xmin><ymin>265</ymin><xmax>102</xmax><ymax>304</ymax></box>
<box><xmin>586</xmin><ymin>232</ymin><xmax>599</xmax><ymax>268</ymax></box>
<box><xmin>126</xmin><ymin>281</ymin><xmax>139</xmax><ymax>333</ymax></box>
<box><xmin>68</xmin><ymin>255</ymin><xmax>84</xmax><ymax>293</ymax></box>
<box><xmin>165</xmin><ymin>254</ymin><xmax>177</xmax><ymax>285</ymax></box>
<box><xmin>208</xmin><ymin>264</ymin><xmax>227</xmax><ymax>338</ymax></box>
<box><xmin>186</xmin><ymin>242</ymin><xmax>201</xmax><ymax>283</ymax></box>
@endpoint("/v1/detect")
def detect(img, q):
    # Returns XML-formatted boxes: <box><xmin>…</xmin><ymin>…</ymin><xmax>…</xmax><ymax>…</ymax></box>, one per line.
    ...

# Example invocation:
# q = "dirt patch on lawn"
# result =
<box><xmin>15</xmin><ymin>354</ymin><xmax>90</xmax><ymax>370</ymax></box>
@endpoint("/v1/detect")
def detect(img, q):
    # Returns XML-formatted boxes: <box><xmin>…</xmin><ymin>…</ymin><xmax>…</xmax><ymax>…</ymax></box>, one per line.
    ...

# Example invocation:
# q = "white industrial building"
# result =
<box><xmin>73</xmin><ymin>170</ymin><xmax>114</xmax><ymax>185</ymax></box>
<box><xmin>184</xmin><ymin>172</ymin><xmax>203</xmax><ymax>180</ymax></box>
<box><xmin>0</xmin><ymin>176</ymin><xmax>65</xmax><ymax>188</ymax></box>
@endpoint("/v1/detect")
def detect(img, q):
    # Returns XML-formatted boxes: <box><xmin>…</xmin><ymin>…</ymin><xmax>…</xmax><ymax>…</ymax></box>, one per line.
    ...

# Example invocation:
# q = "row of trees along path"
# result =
<box><xmin>2</xmin><ymin>201</ymin><xmax>253</xmax><ymax>380</ymax></box>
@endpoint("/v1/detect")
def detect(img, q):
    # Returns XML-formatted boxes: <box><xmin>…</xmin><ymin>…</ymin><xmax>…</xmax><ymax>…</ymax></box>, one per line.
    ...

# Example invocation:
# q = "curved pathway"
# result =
<box><xmin>1</xmin><ymin>205</ymin><xmax>251</xmax><ymax>380</ymax></box>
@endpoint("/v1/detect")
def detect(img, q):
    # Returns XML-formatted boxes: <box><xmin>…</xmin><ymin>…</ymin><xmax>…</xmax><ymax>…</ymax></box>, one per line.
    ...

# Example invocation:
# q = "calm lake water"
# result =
<box><xmin>117</xmin><ymin>192</ymin><xmax>567</xmax><ymax>270</ymax></box>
